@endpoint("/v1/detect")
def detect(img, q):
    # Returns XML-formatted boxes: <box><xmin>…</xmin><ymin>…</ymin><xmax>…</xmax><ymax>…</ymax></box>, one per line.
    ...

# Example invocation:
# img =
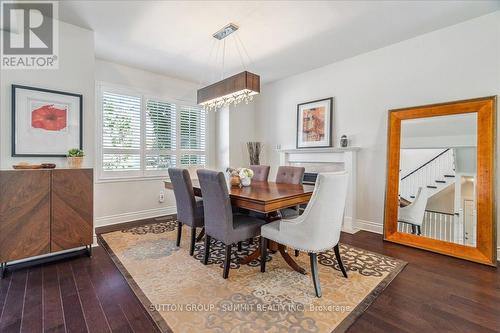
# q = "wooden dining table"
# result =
<box><xmin>164</xmin><ymin>179</ymin><xmax>315</xmax><ymax>274</ymax></box>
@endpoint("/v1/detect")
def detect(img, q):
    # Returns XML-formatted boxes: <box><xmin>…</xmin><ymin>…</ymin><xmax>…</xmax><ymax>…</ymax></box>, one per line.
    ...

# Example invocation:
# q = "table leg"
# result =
<box><xmin>239</xmin><ymin>247</ymin><xmax>261</xmax><ymax>264</ymax></box>
<box><xmin>278</xmin><ymin>245</ymin><xmax>306</xmax><ymax>274</ymax></box>
<box><xmin>240</xmin><ymin>241</ymin><xmax>306</xmax><ymax>275</ymax></box>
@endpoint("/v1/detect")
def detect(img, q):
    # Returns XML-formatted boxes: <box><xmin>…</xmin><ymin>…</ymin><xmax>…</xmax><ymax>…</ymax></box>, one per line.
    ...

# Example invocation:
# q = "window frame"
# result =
<box><xmin>96</xmin><ymin>82</ymin><xmax>209</xmax><ymax>182</ymax></box>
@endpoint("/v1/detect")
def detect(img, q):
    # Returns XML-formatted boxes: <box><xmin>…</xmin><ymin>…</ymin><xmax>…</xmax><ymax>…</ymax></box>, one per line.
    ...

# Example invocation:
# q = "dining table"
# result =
<box><xmin>164</xmin><ymin>179</ymin><xmax>315</xmax><ymax>274</ymax></box>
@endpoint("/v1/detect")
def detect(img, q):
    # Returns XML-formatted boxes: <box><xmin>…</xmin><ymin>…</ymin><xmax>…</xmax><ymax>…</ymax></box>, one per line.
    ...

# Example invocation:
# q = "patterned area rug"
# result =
<box><xmin>98</xmin><ymin>216</ymin><xmax>406</xmax><ymax>333</ymax></box>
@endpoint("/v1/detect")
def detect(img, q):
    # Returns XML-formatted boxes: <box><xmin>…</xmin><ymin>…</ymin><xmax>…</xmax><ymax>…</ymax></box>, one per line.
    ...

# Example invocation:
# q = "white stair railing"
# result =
<box><xmin>398</xmin><ymin>210</ymin><xmax>457</xmax><ymax>243</ymax></box>
<box><xmin>399</xmin><ymin>149</ymin><xmax>455</xmax><ymax>200</ymax></box>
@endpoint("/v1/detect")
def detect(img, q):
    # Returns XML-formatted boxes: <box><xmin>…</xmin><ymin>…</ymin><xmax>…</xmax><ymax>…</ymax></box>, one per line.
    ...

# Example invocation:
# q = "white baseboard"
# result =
<box><xmin>355</xmin><ymin>219</ymin><xmax>383</xmax><ymax>234</ymax></box>
<box><xmin>95</xmin><ymin>206</ymin><xmax>177</xmax><ymax>229</ymax></box>
<box><xmin>342</xmin><ymin>216</ymin><xmax>360</xmax><ymax>234</ymax></box>
<box><xmin>93</xmin><ymin>207</ymin><xmax>177</xmax><ymax>245</ymax></box>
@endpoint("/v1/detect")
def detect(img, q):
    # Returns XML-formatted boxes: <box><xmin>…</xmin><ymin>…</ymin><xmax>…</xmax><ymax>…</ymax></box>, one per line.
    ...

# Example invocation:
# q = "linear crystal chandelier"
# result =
<box><xmin>197</xmin><ymin>23</ymin><xmax>260</xmax><ymax>112</ymax></box>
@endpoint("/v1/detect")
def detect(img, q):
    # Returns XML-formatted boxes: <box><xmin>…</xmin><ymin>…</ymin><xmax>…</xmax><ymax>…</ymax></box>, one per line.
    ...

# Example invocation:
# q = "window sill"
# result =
<box><xmin>96</xmin><ymin>175</ymin><xmax>169</xmax><ymax>184</ymax></box>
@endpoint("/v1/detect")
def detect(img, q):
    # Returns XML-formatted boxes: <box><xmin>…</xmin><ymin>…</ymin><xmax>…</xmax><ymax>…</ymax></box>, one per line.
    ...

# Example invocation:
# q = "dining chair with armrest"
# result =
<box><xmin>197</xmin><ymin>169</ymin><xmax>268</xmax><ymax>279</ymax></box>
<box><xmin>168</xmin><ymin>168</ymin><xmax>205</xmax><ymax>256</ymax></box>
<box><xmin>260</xmin><ymin>171</ymin><xmax>349</xmax><ymax>297</ymax></box>
<box><xmin>398</xmin><ymin>187</ymin><xmax>428</xmax><ymax>235</ymax></box>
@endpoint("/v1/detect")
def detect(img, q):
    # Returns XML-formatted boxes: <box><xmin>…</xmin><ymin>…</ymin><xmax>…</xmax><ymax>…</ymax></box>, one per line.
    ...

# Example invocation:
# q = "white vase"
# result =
<box><xmin>241</xmin><ymin>177</ymin><xmax>251</xmax><ymax>187</ymax></box>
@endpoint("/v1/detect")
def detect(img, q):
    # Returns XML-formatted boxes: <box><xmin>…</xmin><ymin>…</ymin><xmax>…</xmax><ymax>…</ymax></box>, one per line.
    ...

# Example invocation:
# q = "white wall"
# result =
<box><xmin>0</xmin><ymin>21</ymin><xmax>95</xmax><ymax>169</ymax></box>
<box><xmin>254</xmin><ymin>12</ymin><xmax>500</xmax><ymax>237</ymax></box>
<box><xmin>93</xmin><ymin>59</ymin><xmax>206</xmax><ymax>226</ymax></box>
<box><xmin>213</xmin><ymin>103</ymin><xmax>257</xmax><ymax>171</ymax></box>
<box><xmin>228</xmin><ymin>102</ymin><xmax>256</xmax><ymax>168</ymax></box>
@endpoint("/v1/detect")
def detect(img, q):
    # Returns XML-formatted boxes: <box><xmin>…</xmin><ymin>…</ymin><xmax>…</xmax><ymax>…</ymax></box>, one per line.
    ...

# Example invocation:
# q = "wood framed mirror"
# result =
<box><xmin>384</xmin><ymin>96</ymin><xmax>497</xmax><ymax>266</ymax></box>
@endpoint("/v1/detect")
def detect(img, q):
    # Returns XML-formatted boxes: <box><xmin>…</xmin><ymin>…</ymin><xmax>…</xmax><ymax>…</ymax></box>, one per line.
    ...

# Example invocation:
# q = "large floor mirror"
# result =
<box><xmin>384</xmin><ymin>97</ymin><xmax>496</xmax><ymax>266</ymax></box>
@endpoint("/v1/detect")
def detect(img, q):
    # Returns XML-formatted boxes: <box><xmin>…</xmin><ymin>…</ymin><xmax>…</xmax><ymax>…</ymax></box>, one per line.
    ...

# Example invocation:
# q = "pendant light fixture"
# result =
<box><xmin>197</xmin><ymin>23</ymin><xmax>260</xmax><ymax>112</ymax></box>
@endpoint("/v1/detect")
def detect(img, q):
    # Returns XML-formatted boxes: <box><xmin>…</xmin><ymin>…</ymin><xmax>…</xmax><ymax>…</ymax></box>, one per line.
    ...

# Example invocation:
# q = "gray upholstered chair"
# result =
<box><xmin>276</xmin><ymin>166</ymin><xmax>305</xmax><ymax>219</ymax></box>
<box><xmin>250</xmin><ymin>165</ymin><xmax>270</xmax><ymax>182</ymax></box>
<box><xmin>276</xmin><ymin>166</ymin><xmax>305</xmax><ymax>185</ymax></box>
<box><xmin>168</xmin><ymin>168</ymin><xmax>204</xmax><ymax>256</ymax></box>
<box><xmin>260</xmin><ymin>172</ymin><xmax>349</xmax><ymax>297</ymax></box>
<box><xmin>197</xmin><ymin>169</ymin><xmax>267</xmax><ymax>279</ymax></box>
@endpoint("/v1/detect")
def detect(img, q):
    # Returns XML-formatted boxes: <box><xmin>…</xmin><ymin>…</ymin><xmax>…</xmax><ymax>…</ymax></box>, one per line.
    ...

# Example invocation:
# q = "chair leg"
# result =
<box><xmin>203</xmin><ymin>235</ymin><xmax>211</xmax><ymax>265</ymax></box>
<box><xmin>249</xmin><ymin>238</ymin><xmax>254</xmax><ymax>245</ymax></box>
<box><xmin>260</xmin><ymin>237</ymin><xmax>268</xmax><ymax>273</ymax></box>
<box><xmin>411</xmin><ymin>225</ymin><xmax>416</xmax><ymax>234</ymax></box>
<box><xmin>309</xmin><ymin>253</ymin><xmax>321</xmax><ymax>298</ymax></box>
<box><xmin>333</xmin><ymin>244</ymin><xmax>348</xmax><ymax>278</ymax></box>
<box><xmin>223</xmin><ymin>244</ymin><xmax>232</xmax><ymax>279</ymax></box>
<box><xmin>237</xmin><ymin>241</ymin><xmax>242</xmax><ymax>252</ymax></box>
<box><xmin>190</xmin><ymin>227</ymin><xmax>196</xmax><ymax>256</ymax></box>
<box><xmin>294</xmin><ymin>250</ymin><xmax>300</xmax><ymax>257</ymax></box>
<box><xmin>417</xmin><ymin>225</ymin><xmax>422</xmax><ymax>236</ymax></box>
<box><xmin>176</xmin><ymin>221</ymin><xmax>182</xmax><ymax>246</ymax></box>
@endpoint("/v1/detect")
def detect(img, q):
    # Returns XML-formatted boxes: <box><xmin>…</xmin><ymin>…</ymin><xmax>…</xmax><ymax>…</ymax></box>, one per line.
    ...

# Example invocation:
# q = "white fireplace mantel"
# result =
<box><xmin>278</xmin><ymin>147</ymin><xmax>360</xmax><ymax>234</ymax></box>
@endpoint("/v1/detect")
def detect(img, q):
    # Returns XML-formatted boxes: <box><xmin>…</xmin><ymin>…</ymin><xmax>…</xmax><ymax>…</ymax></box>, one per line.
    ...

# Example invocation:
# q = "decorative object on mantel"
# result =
<box><xmin>12</xmin><ymin>85</ymin><xmax>83</xmax><ymax>157</ymax></box>
<box><xmin>340</xmin><ymin>135</ymin><xmax>348</xmax><ymax>147</ymax></box>
<box><xmin>247</xmin><ymin>141</ymin><xmax>262</xmax><ymax>165</ymax></box>
<box><xmin>226</xmin><ymin>167</ymin><xmax>241</xmax><ymax>187</ymax></box>
<box><xmin>238</xmin><ymin>167</ymin><xmax>254</xmax><ymax>187</ymax></box>
<box><xmin>296</xmin><ymin>97</ymin><xmax>333</xmax><ymax>149</ymax></box>
<box><xmin>67</xmin><ymin>148</ymin><xmax>84</xmax><ymax>168</ymax></box>
<box><xmin>197</xmin><ymin>23</ymin><xmax>260</xmax><ymax>111</ymax></box>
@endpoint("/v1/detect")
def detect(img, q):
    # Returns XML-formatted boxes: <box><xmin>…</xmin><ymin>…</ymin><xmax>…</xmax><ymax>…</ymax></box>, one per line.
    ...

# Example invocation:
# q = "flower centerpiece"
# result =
<box><xmin>67</xmin><ymin>148</ymin><xmax>84</xmax><ymax>168</ymax></box>
<box><xmin>238</xmin><ymin>167</ymin><xmax>254</xmax><ymax>187</ymax></box>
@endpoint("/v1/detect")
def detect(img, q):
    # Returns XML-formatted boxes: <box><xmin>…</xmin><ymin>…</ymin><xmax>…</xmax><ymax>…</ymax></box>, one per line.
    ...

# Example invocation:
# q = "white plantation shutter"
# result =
<box><xmin>102</xmin><ymin>91</ymin><xmax>142</xmax><ymax>171</ymax></box>
<box><xmin>99</xmin><ymin>86</ymin><xmax>208</xmax><ymax>179</ymax></box>
<box><xmin>145</xmin><ymin>99</ymin><xmax>177</xmax><ymax>170</ymax></box>
<box><xmin>179</xmin><ymin>104</ymin><xmax>206</xmax><ymax>166</ymax></box>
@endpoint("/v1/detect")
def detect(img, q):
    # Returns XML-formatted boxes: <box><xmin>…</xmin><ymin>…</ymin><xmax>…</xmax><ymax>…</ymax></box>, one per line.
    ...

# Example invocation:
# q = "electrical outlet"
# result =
<box><xmin>159</xmin><ymin>191</ymin><xmax>165</xmax><ymax>203</ymax></box>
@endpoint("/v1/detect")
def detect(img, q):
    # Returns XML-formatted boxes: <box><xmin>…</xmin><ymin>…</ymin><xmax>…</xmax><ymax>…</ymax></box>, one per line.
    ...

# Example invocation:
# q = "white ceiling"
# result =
<box><xmin>59</xmin><ymin>1</ymin><xmax>500</xmax><ymax>84</ymax></box>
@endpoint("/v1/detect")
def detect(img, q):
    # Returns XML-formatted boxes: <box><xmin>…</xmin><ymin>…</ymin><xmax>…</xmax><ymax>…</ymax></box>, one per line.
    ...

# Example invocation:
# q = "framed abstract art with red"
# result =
<box><xmin>12</xmin><ymin>85</ymin><xmax>83</xmax><ymax>157</ymax></box>
<box><xmin>296</xmin><ymin>97</ymin><xmax>333</xmax><ymax>149</ymax></box>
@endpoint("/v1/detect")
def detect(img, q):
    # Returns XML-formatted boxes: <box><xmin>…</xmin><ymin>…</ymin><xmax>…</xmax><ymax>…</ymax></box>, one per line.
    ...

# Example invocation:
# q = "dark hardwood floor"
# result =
<box><xmin>0</xmin><ymin>230</ymin><xmax>498</xmax><ymax>333</ymax></box>
<box><xmin>0</xmin><ymin>246</ymin><xmax>158</xmax><ymax>333</ymax></box>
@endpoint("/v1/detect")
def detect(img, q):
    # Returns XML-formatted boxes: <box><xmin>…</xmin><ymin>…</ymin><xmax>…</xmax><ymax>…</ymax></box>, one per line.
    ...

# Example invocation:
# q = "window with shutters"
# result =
<box><xmin>179</xmin><ymin>105</ymin><xmax>206</xmax><ymax>166</ymax></box>
<box><xmin>98</xmin><ymin>84</ymin><xmax>207</xmax><ymax>180</ymax></box>
<box><xmin>101</xmin><ymin>91</ymin><xmax>142</xmax><ymax>173</ymax></box>
<box><xmin>145</xmin><ymin>99</ymin><xmax>177</xmax><ymax>170</ymax></box>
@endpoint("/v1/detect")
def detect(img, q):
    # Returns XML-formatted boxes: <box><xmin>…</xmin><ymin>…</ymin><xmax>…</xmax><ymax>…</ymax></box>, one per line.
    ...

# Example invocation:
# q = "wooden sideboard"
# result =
<box><xmin>0</xmin><ymin>168</ymin><xmax>93</xmax><ymax>277</ymax></box>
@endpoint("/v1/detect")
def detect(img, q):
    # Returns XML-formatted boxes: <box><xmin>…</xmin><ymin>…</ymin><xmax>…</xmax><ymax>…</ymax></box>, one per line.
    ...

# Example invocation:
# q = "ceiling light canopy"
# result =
<box><xmin>197</xmin><ymin>23</ymin><xmax>260</xmax><ymax>112</ymax></box>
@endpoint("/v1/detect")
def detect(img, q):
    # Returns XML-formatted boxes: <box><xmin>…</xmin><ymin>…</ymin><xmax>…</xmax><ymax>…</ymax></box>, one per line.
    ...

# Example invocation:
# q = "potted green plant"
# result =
<box><xmin>67</xmin><ymin>148</ymin><xmax>84</xmax><ymax>168</ymax></box>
